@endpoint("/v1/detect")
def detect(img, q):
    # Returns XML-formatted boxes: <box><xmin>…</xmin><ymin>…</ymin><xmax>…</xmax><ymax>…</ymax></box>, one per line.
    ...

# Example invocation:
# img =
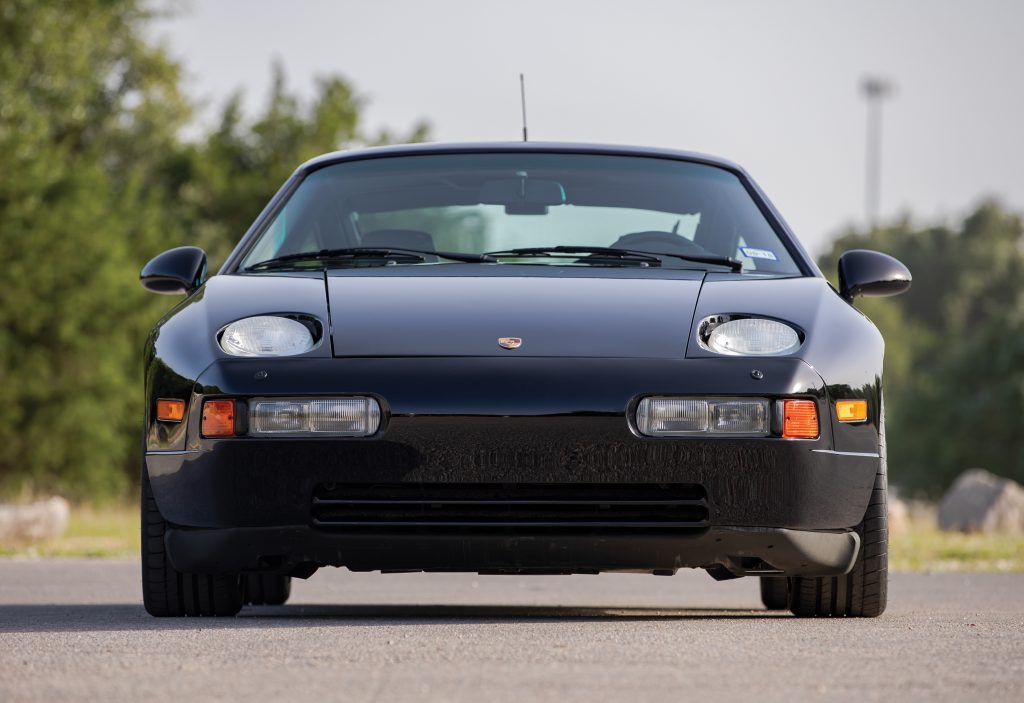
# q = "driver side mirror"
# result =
<box><xmin>837</xmin><ymin>249</ymin><xmax>911</xmax><ymax>301</ymax></box>
<box><xmin>140</xmin><ymin>246</ymin><xmax>208</xmax><ymax>295</ymax></box>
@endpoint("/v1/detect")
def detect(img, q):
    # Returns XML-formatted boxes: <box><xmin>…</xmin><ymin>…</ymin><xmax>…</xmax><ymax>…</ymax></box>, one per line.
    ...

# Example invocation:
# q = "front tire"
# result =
<box><xmin>787</xmin><ymin>412</ymin><xmax>888</xmax><ymax>618</ymax></box>
<box><xmin>141</xmin><ymin>468</ymin><xmax>243</xmax><ymax>617</ymax></box>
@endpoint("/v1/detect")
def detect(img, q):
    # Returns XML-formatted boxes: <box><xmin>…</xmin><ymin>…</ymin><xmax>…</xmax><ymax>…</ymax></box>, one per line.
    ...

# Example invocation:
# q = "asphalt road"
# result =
<box><xmin>1</xmin><ymin>561</ymin><xmax>1022</xmax><ymax>702</ymax></box>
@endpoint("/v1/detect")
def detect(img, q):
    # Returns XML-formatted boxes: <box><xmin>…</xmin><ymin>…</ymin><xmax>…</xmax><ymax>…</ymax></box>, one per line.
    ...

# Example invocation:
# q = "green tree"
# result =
<box><xmin>169</xmin><ymin>62</ymin><xmax>430</xmax><ymax>265</ymax></box>
<box><xmin>0</xmin><ymin>1</ymin><xmax>430</xmax><ymax>499</ymax></box>
<box><xmin>0</xmin><ymin>0</ymin><xmax>191</xmax><ymax>498</ymax></box>
<box><xmin>896</xmin><ymin>312</ymin><xmax>1024</xmax><ymax>492</ymax></box>
<box><xmin>818</xmin><ymin>201</ymin><xmax>1024</xmax><ymax>495</ymax></box>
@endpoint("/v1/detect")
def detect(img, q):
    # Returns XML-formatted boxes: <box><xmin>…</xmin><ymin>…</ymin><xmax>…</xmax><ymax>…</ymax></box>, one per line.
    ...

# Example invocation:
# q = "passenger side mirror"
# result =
<box><xmin>837</xmin><ymin>249</ymin><xmax>911</xmax><ymax>301</ymax></box>
<box><xmin>140</xmin><ymin>246</ymin><xmax>208</xmax><ymax>295</ymax></box>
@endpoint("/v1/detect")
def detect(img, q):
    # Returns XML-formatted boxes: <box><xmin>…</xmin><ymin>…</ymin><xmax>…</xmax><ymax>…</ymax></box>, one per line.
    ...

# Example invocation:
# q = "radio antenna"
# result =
<box><xmin>519</xmin><ymin>73</ymin><xmax>528</xmax><ymax>142</ymax></box>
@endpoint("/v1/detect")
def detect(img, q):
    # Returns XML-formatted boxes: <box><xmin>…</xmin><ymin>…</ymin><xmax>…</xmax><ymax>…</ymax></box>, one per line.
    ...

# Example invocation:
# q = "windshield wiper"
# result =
<box><xmin>485</xmin><ymin>245</ymin><xmax>743</xmax><ymax>271</ymax></box>
<box><xmin>485</xmin><ymin>246</ymin><xmax>662</xmax><ymax>266</ymax></box>
<box><xmin>245</xmin><ymin>247</ymin><xmax>496</xmax><ymax>271</ymax></box>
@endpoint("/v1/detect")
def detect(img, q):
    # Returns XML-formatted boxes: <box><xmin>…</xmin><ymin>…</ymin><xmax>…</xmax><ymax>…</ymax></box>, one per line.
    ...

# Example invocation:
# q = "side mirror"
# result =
<box><xmin>837</xmin><ymin>249</ymin><xmax>911</xmax><ymax>301</ymax></box>
<box><xmin>140</xmin><ymin>246</ymin><xmax>208</xmax><ymax>295</ymax></box>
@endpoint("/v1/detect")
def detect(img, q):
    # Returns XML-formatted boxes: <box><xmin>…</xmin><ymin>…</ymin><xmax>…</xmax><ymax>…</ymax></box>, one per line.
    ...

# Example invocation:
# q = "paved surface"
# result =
<box><xmin>0</xmin><ymin>561</ymin><xmax>1022</xmax><ymax>702</ymax></box>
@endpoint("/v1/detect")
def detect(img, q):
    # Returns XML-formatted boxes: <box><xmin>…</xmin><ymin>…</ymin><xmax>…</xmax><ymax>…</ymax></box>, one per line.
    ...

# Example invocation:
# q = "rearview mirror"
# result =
<box><xmin>479</xmin><ymin>178</ymin><xmax>566</xmax><ymax>215</ymax></box>
<box><xmin>837</xmin><ymin>249</ymin><xmax>911</xmax><ymax>301</ymax></box>
<box><xmin>140</xmin><ymin>246</ymin><xmax>208</xmax><ymax>295</ymax></box>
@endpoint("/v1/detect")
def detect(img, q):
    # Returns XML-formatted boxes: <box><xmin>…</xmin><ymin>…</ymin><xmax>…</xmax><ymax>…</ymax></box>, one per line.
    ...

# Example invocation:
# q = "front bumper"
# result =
<box><xmin>165</xmin><ymin>524</ymin><xmax>860</xmax><ymax>577</ymax></box>
<box><xmin>146</xmin><ymin>356</ymin><xmax>879</xmax><ymax>577</ymax></box>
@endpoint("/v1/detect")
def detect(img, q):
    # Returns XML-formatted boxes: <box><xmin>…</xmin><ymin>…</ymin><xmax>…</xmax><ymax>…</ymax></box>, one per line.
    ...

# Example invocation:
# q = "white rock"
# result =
<box><xmin>888</xmin><ymin>496</ymin><xmax>910</xmax><ymax>537</ymax></box>
<box><xmin>0</xmin><ymin>497</ymin><xmax>71</xmax><ymax>544</ymax></box>
<box><xmin>937</xmin><ymin>469</ymin><xmax>1024</xmax><ymax>534</ymax></box>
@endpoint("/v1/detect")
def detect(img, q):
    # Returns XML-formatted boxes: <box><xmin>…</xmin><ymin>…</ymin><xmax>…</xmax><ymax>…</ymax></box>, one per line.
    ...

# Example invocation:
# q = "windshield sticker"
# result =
<box><xmin>740</xmin><ymin>247</ymin><xmax>778</xmax><ymax>261</ymax></box>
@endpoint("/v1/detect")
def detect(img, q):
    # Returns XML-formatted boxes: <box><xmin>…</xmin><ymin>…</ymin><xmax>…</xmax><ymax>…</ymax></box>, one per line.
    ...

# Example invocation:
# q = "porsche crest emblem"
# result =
<box><xmin>497</xmin><ymin>337</ymin><xmax>523</xmax><ymax>350</ymax></box>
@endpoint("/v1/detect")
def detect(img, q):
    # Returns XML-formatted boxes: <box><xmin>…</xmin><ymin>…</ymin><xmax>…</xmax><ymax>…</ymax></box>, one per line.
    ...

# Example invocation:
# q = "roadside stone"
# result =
<box><xmin>888</xmin><ymin>496</ymin><xmax>910</xmax><ymax>537</ymax></box>
<box><xmin>937</xmin><ymin>469</ymin><xmax>1024</xmax><ymax>534</ymax></box>
<box><xmin>0</xmin><ymin>497</ymin><xmax>70</xmax><ymax>545</ymax></box>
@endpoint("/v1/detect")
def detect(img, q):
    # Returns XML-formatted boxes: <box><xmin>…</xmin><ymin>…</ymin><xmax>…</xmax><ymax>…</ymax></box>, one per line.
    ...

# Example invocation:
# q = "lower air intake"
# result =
<box><xmin>311</xmin><ymin>483</ymin><xmax>709</xmax><ymax>530</ymax></box>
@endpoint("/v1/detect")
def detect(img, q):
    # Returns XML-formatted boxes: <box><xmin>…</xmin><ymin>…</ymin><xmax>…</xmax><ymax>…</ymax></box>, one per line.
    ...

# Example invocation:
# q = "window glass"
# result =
<box><xmin>239</xmin><ymin>153</ymin><xmax>802</xmax><ymax>274</ymax></box>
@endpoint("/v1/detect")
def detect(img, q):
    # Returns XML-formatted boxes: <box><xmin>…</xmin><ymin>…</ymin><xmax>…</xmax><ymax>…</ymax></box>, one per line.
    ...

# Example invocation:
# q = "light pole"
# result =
<box><xmin>861</xmin><ymin>76</ymin><xmax>894</xmax><ymax>229</ymax></box>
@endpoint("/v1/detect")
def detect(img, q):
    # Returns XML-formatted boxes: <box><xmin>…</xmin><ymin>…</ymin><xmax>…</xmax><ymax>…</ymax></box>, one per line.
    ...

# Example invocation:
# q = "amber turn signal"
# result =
<box><xmin>835</xmin><ymin>399</ymin><xmax>868</xmax><ymax>423</ymax></box>
<box><xmin>202</xmin><ymin>399</ymin><xmax>236</xmax><ymax>437</ymax></box>
<box><xmin>156</xmin><ymin>399</ymin><xmax>185</xmax><ymax>422</ymax></box>
<box><xmin>782</xmin><ymin>399</ymin><xmax>819</xmax><ymax>439</ymax></box>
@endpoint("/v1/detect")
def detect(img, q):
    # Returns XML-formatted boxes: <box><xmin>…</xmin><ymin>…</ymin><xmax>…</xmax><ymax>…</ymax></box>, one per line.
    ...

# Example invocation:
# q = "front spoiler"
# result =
<box><xmin>165</xmin><ymin>524</ymin><xmax>860</xmax><ymax>578</ymax></box>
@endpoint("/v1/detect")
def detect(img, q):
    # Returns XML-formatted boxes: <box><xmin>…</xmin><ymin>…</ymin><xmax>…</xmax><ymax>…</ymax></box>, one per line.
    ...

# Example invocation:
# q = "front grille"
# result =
<box><xmin>311</xmin><ymin>483</ymin><xmax>709</xmax><ymax>530</ymax></box>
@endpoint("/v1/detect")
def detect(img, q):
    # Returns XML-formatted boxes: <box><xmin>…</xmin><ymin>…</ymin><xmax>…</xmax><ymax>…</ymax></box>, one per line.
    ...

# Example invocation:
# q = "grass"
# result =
<box><xmin>1</xmin><ymin>504</ymin><xmax>1023</xmax><ymax>571</ymax></box>
<box><xmin>0</xmin><ymin>502</ymin><xmax>138</xmax><ymax>558</ymax></box>
<box><xmin>890</xmin><ymin>516</ymin><xmax>1024</xmax><ymax>572</ymax></box>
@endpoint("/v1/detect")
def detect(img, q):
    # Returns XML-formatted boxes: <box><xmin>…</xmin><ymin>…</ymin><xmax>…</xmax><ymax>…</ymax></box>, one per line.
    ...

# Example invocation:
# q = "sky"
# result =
<box><xmin>156</xmin><ymin>0</ymin><xmax>1024</xmax><ymax>254</ymax></box>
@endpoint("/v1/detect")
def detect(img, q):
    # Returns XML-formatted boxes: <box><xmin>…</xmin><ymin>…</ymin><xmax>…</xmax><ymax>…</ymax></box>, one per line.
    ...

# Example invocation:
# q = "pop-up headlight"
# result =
<box><xmin>220</xmin><ymin>316</ymin><xmax>316</xmax><ymax>357</ymax></box>
<box><xmin>698</xmin><ymin>316</ymin><xmax>801</xmax><ymax>356</ymax></box>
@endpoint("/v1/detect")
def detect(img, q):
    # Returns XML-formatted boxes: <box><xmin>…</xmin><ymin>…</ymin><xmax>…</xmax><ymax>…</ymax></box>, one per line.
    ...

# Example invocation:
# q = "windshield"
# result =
<box><xmin>237</xmin><ymin>153</ymin><xmax>802</xmax><ymax>274</ymax></box>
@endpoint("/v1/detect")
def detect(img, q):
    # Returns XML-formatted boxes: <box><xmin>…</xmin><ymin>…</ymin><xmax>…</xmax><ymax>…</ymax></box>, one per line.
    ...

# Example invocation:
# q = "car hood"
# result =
<box><xmin>327</xmin><ymin>271</ymin><xmax>704</xmax><ymax>358</ymax></box>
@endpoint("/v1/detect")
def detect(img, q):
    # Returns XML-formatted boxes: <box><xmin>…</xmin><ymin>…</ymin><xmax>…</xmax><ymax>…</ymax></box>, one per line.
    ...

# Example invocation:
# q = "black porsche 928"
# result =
<box><xmin>139</xmin><ymin>143</ymin><xmax>910</xmax><ymax>617</ymax></box>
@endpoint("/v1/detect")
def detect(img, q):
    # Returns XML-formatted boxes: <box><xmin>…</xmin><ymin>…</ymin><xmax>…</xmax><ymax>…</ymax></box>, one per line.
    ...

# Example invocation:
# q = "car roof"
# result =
<box><xmin>296</xmin><ymin>142</ymin><xmax>750</xmax><ymax>177</ymax></box>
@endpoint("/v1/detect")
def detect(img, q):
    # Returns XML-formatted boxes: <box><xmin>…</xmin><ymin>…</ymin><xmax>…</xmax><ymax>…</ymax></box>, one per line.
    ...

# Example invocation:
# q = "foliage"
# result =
<box><xmin>819</xmin><ymin>201</ymin><xmax>1024</xmax><ymax>496</ymax></box>
<box><xmin>167</xmin><ymin>61</ymin><xmax>429</xmax><ymax>264</ymax></box>
<box><xmin>889</xmin><ymin>514</ymin><xmax>1024</xmax><ymax>572</ymax></box>
<box><xmin>0</xmin><ymin>0</ymin><xmax>190</xmax><ymax>498</ymax></box>
<box><xmin>0</xmin><ymin>0</ymin><xmax>428</xmax><ymax>499</ymax></box>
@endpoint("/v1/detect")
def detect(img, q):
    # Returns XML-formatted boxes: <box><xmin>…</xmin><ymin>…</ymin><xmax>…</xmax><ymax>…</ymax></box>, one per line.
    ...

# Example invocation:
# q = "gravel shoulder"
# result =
<box><xmin>1</xmin><ymin>560</ymin><xmax>1023</xmax><ymax>702</ymax></box>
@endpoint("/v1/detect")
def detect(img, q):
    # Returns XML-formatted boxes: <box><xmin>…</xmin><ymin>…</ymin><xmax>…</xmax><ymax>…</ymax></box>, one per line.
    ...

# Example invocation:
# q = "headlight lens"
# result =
<box><xmin>704</xmin><ymin>317</ymin><xmax>801</xmax><ymax>356</ymax></box>
<box><xmin>220</xmin><ymin>316</ymin><xmax>315</xmax><ymax>357</ymax></box>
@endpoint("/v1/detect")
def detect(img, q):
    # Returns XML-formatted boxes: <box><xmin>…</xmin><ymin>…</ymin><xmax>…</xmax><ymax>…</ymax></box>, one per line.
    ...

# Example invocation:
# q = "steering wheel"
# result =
<box><xmin>610</xmin><ymin>231</ymin><xmax>713</xmax><ymax>256</ymax></box>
